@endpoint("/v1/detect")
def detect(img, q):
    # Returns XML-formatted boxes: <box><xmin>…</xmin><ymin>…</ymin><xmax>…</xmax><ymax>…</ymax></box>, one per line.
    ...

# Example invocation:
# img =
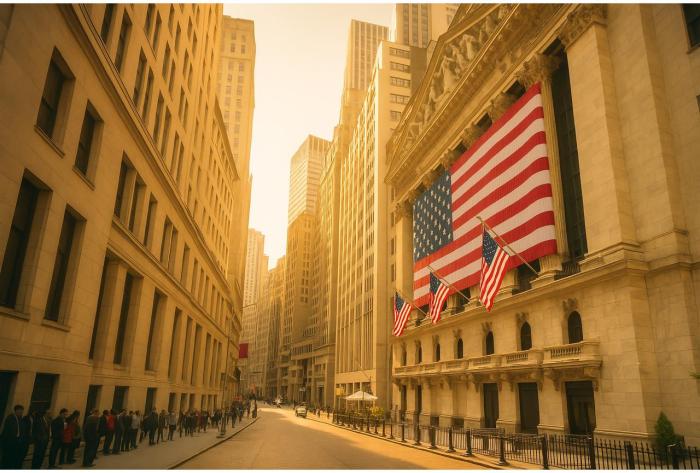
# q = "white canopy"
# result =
<box><xmin>344</xmin><ymin>390</ymin><xmax>378</xmax><ymax>401</ymax></box>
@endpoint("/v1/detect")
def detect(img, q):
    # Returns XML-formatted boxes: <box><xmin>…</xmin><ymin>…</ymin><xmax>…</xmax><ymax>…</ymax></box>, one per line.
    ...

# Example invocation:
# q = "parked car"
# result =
<box><xmin>295</xmin><ymin>404</ymin><xmax>307</xmax><ymax>418</ymax></box>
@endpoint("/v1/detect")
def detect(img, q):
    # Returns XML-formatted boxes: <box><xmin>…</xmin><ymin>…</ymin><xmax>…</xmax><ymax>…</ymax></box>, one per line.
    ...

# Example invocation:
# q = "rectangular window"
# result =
<box><xmin>0</xmin><ymin>179</ymin><xmax>40</xmax><ymax>308</ymax></box>
<box><xmin>29</xmin><ymin>373</ymin><xmax>57</xmax><ymax>415</ymax></box>
<box><xmin>114</xmin><ymin>160</ymin><xmax>128</xmax><ymax>218</ymax></box>
<box><xmin>389</xmin><ymin>47</ymin><xmax>410</xmax><ymax>58</ymax></box>
<box><xmin>160</xmin><ymin>217</ymin><xmax>173</xmax><ymax>264</ymax></box>
<box><xmin>114</xmin><ymin>13</ymin><xmax>131</xmax><ymax>72</ymax></box>
<box><xmin>143</xmin><ymin>195</ymin><xmax>157</xmax><ymax>248</ymax></box>
<box><xmin>151</xmin><ymin>14</ymin><xmax>161</xmax><ymax>49</ymax></box>
<box><xmin>112</xmin><ymin>386</ymin><xmax>128</xmax><ymax>411</ymax></box>
<box><xmin>390</xmin><ymin>93</ymin><xmax>410</xmax><ymax>104</ymax></box>
<box><xmin>145</xmin><ymin>290</ymin><xmax>161</xmax><ymax>371</ymax></box>
<box><xmin>391</xmin><ymin>76</ymin><xmax>411</xmax><ymax>88</ymax></box>
<box><xmin>44</xmin><ymin>209</ymin><xmax>79</xmax><ymax>322</ymax></box>
<box><xmin>161</xmin><ymin>44</ymin><xmax>171</xmax><ymax>80</ymax></box>
<box><xmin>74</xmin><ymin>105</ymin><xmax>98</xmax><ymax>176</ymax></box>
<box><xmin>37</xmin><ymin>51</ymin><xmax>70</xmax><ymax>138</ymax></box>
<box><xmin>88</xmin><ymin>257</ymin><xmax>109</xmax><ymax>359</ymax></box>
<box><xmin>127</xmin><ymin>180</ymin><xmax>143</xmax><ymax>232</ymax></box>
<box><xmin>390</xmin><ymin>61</ymin><xmax>410</xmax><ymax>73</ymax></box>
<box><xmin>113</xmin><ymin>272</ymin><xmax>134</xmax><ymax>364</ymax></box>
<box><xmin>167</xmin><ymin>308</ymin><xmax>181</xmax><ymax>378</ymax></box>
<box><xmin>684</xmin><ymin>4</ymin><xmax>700</xmax><ymax>47</ymax></box>
<box><xmin>100</xmin><ymin>4</ymin><xmax>115</xmax><ymax>43</ymax></box>
<box><xmin>144</xmin><ymin>4</ymin><xmax>154</xmax><ymax>34</ymax></box>
<box><xmin>160</xmin><ymin>110</ymin><xmax>171</xmax><ymax>156</ymax></box>
<box><xmin>153</xmin><ymin>93</ymin><xmax>164</xmax><ymax>140</ymax></box>
<box><xmin>390</xmin><ymin>110</ymin><xmax>402</xmax><ymax>121</ymax></box>
<box><xmin>141</xmin><ymin>70</ymin><xmax>153</xmax><ymax>121</ymax></box>
<box><xmin>133</xmin><ymin>51</ymin><xmax>147</xmax><ymax>106</ymax></box>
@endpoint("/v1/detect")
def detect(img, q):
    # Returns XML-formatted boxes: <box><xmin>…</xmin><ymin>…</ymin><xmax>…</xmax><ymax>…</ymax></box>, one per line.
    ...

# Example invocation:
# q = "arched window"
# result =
<box><xmin>416</xmin><ymin>343</ymin><xmax>422</xmax><ymax>364</ymax></box>
<box><xmin>435</xmin><ymin>343</ymin><xmax>441</xmax><ymax>362</ymax></box>
<box><xmin>568</xmin><ymin>312</ymin><xmax>583</xmax><ymax>343</ymax></box>
<box><xmin>456</xmin><ymin>338</ymin><xmax>464</xmax><ymax>359</ymax></box>
<box><xmin>485</xmin><ymin>331</ymin><xmax>495</xmax><ymax>355</ymax></box>
<box><xmin>401</xmin><ymin>348</ymin><xmax>407</xmax><ymax>366</ymax></box>
<box><xmin>520</xmin><ymin>322</ymin><xmax>532</xmax><ymax>350</ymax></box>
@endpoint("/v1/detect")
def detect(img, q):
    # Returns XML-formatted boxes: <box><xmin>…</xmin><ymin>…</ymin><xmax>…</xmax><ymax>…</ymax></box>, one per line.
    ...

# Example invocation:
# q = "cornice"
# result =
<box><xmin>559</xmin><ymin>4</ymin><xmax>608</xmax><ymax>49</ymax></box>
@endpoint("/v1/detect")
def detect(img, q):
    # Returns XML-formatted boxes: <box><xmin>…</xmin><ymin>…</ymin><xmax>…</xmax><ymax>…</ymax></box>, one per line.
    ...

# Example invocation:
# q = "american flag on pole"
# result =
<box><xmin>428</xmin><ymin>272</ymin><xmax>449</xmax><ymax>323</ymax></box>
<box><xmin>479</xmin><ymin>228</ymin><xmax>511</xmax><ymax>311</ymax></box>
<box><xmin>392</xmin><ymin>292</ymin><xmax>412</xmax><ymax>337</ymax></box>
<box><xmin>412</xmin><ymin>83</ymin><xmax>557</xmax><ymax>306</ymax></box>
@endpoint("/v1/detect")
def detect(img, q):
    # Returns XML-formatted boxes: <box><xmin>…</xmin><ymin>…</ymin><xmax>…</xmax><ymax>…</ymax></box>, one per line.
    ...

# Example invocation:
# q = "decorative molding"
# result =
<box><xmin>481</xmin><ymin>321</ymin><xmax>493</xmax><ymax>334</ymax></box>
<box><xmin>516</xmin><ymin>311</ymin><xmax>529</xmax><ymax>324</ymax></box>
<box><xmin>517</xmin><ymin>54</ymin><xmax>561</xmax><ymax>89</ymax></box>
<box><xmin>452</xmin><ymin>328</ymin><xmax>462</xmax><ymax>339</ymax></box>
<box><xmin>559</xmin><ymin>4</ymin><xmax>607</xmax><ymax>49</ymax></box>
<box><xmin>562</xmin><ymin>298</ymin><xmax>578</xmax><ymax>314</ymax></box>
<box><xmin>487</xmin><ymin>92</ymin><xmax>517</xmax><ymax>121</ymax></box>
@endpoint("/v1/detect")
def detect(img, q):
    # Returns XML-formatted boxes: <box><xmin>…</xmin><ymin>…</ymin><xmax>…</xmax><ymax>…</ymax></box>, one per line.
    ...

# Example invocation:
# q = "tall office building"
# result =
<box><xmin>343</xmin><ymin>20</ymin><xmax>389</xmax><ymax>94</ymax></box>
<box><xmin>390</xmin><ymin>3</ymin><xmax>458</xmax><ymax>48</ymax></box>
<box><xmin>243</xmin><ymin>229</ymin><xmax>266</xmax><ymax>306</ymax></box>
<box><xmin>334</xmin><ymin>41</ymin><xmax>427</xmax><ymax>410</ymax></box>
<box><xmin>287</xmin><ymin>135</ymin><xmax>330</xmax><ymax>225</ymax></box>
<box><xmin>264</xmin><ymin>257</ymin><xmax>285</xmax><ymax>399</ymax></box>
<box><xmin>0</xmin><ymin>4</ymin><xmax>247</xmax><ymax>416</ymax></box>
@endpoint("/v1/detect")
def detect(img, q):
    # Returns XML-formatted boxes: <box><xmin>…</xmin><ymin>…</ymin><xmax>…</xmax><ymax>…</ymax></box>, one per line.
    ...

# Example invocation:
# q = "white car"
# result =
<box><xmin>295</xmin><ymin>404</ymin><xmax>307</xmax><ymax>418</ymax></box>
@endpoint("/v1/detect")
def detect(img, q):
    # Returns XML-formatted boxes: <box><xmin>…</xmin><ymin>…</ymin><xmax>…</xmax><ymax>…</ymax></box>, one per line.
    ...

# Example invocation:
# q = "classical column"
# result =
<box><xmin>518</xmin><ymin>54</ymin><xmax>567</xmax><ymax>285</ymax></box>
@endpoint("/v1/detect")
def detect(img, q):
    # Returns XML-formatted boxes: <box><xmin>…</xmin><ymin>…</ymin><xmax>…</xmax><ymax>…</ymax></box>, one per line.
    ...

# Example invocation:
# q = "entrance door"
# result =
<box><xmin>0</xmin><ymin>372</ymin><xmax>16</xmax><ymax>418</ymax></box>
<box><xmin>518</xmin><ymin>383</ymin><xmax>540</xmax><ymax>434</ymax></box>
<box><xmin>565</xmin><ymin>381</ymin><xmax>596</xmax><ymax>434</ymax></box>
<box><xmin>483</xmin><ymin>383</ymin><xmax>499</xmax><ymax>428</ymax></box>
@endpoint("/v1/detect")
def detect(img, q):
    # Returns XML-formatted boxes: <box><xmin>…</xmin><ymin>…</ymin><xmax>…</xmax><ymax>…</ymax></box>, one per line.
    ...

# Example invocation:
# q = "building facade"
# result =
<box><xmin>387</xmin><ymin>4</ymin><xmax>700</xmax><ymax>444</ymax></box>
<box><xmin>0</xmin><ymin>4</ymin><xmax>248</xmax><ymax>417</ymax></box>
<box><xmin>287</xmin><ymin>135</ymin><xmax>330</xmax><ymax>225</ymax></box>
<box><xmin>390</xmin><ymin>3</ymin><xmax>459</xmax><ymax>49</ymax></box>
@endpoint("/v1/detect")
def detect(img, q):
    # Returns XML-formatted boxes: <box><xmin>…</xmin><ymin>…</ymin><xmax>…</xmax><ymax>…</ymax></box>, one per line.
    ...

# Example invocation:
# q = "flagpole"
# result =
<box><xmin>427</xmin><ymin>265</ymin><xmax>472</xmax><ymax>302</ymax></box>
<box><xmin>397</xmin><ymin>290</ymin><xmax>429</xmax><ymax>318</ymax></box>
<box><xmin>476</xmin><ymin>215</ymin><xmax>540</xmax><ymax>276</ymax></box>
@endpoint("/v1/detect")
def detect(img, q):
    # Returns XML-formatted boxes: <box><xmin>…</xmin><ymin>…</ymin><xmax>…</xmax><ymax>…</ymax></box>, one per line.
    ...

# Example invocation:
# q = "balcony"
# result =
<box><xmin>543</xmin><ymin>340</ymin><xmax>601</xmax><ymax>367</ymax></box>
<box><xmin>468</xmin><ymin>354</ymin><xmax>501</xmax><ymax>371</ymax></box>
<box><xmin>501</xmin><ymin>349</ymin><xmax>544</xmax><ymax>369</ymax></box>
<box><xmin>442</xmin><ymin>358</ymin><xmax>469</xmax><ymax>374</ymax></box>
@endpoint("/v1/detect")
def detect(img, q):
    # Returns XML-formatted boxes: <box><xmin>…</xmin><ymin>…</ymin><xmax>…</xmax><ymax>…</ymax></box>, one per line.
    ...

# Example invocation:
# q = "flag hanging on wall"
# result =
<box><xmin>239</xmin><ymin>343</ymin><xmax>249</xmax><ymax>359</ymax></box>
<box><xmin>479</xmin><ymin>228</ymin><xmax>511</xmax><ymax>311</ymax></box>
<box><xmin>411</xmin><ymin>83</ymin><xmax>557</xmax><ymax>307</ymax></box>
<box><xmin>428</xmin><ymin>272</ymin><xmax>449</xmax><ymax>323</ymax></box>
<box><xmin>392</xmin><ymin>292</ymin><xmax>413</xmax><ymax>337</ymax></box>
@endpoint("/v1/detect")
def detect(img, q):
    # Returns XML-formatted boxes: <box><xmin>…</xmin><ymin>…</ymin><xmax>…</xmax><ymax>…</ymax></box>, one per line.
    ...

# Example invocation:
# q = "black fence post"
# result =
<box><xmin>382</xmin><ymin>419</ymin><xmax>386</xmax><ymax>437</ymax></box>
<box><xmin>374</xmin><ymin>418</ymin><xmax>378</xmax><ymax>435</ymax></box>
<box><xmin>414</xmin><ymin>424</ymin><xmax>421</xmax><ymax>446</ymax></box>
<box><xmin>447</xmin><ymin>427</ymin><xmax>455</xmax><ymax>453</ymax></box>
<box><xmin>498</xmin><ymin>435</ymin><xmax>508</xmax><ymax>465</ymax></box>
<box><xmin>541</xmin><ymin>435</ymin><xmax>549</xmax><ymax>470</ymax></box>
<box><xmin>366</xmin><ymin>414</ymin><xmax>371</xmax><ymax>433</ymax></box>
<box><xmin>429</xmin><ymin>426</ymin><xmax>437</xmax><ymax>449</ymax></box>
<box><xmin>670</xmin><ymin>444</ymin><xmax>680</xmax><ymax>470</ymax></box>
<box><xmin>389</xmin><ymin>420</ymin><xmax>394</xmax><ymax>440</ymax></box>
<box><xmin>587</xmin><ymin>435</ymin><xmax>596</xmax><ymax>470</ymax></box>
<box><xmin>625</xmin><ymin>441</ymin><xmax>635</xmax><ymax>470</ymax></box>
<box><xmin>401</xmin><ymin>423</ymin><xmax>405</xmax><ymax>443</ymax></box>
<box><xmin>464</xmin><ymin>429</ymin><xmax>473</xmax><ymax>457</ymax></box>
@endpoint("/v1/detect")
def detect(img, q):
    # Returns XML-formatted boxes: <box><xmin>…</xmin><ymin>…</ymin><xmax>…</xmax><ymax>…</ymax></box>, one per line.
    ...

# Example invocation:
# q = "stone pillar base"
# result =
<box><xmin>464</xmin><ymin>416</ymin><xmax>482</xmax><ymax>429</ymax></box>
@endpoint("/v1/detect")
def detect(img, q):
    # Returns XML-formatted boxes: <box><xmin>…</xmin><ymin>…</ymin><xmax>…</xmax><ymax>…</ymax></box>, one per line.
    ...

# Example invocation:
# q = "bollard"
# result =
<box><xmin>447</xmin><ymin>426</ymin><xmax>455</xmax><ymax>453</ymax></box>
<box><xmin>498</xmin><ymin>435</ymin><xmax>508</xmax><ymax>465</ymax></box>
<box><xmin>624</xmin><ymin>441</ymin><xmax>635</xmax><ymax>470</ymax></box>
<box><xmin>463</xmin><ymin>429</ymin><xmax>473</xmax><ymax>457</ymax></box>
<box><xmin>389</xmin><ymin>421</ymin><xmax>394</xmax><ymax>440</ymax></box>
<box><xmin>366</xmin><ymin>414</ymin><xmax>371</xmax><ymax>433</ymax></box>
<box><xmin>382</xmin><ymin>419</ymin><xmax>386</xmax><ymax>437</ymax></box>
<box><xmin>587</xmin><ymin>436</ymin><xmax>596</xmax><ymax>470</ymax></box>
<box><xmin>414</xmin><ymin>424</ymin><xmax>421</xmax><ymax>446</ymax></box>
<box><xmin>670</xmin><ymin>444</ymin><xmax>680</xmax><ymax>470</ymax></box>
<box><xmin>401</xmin><ymin>423</ymin><xmax>406</xmax><ymax>442</ymax></box>
<box><xmin>429</xmin><ymin>426</ymin><xmax>437</xmax><ymax>449</ymax></box>
<box><xmin>541</xmin><ymin>434</ymin><xmax>549</xmax><ymax>470</ymax></box>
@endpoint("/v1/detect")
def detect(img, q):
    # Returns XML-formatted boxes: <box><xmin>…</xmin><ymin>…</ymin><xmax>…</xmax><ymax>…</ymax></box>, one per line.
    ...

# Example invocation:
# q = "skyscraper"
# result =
<box><xmin>287</xmin><ymin>135</ymin><xmax>330</xmax><ymax>225</ymax></box>
<box><xmin>343</xmin><ymin>20</ymin><xmax>389</xmax><ymax>94</ymax></box>
<box><xmin>390</xmin><ymin>3</ymin><xmax>459</xmax><ymax>48</ymax></box>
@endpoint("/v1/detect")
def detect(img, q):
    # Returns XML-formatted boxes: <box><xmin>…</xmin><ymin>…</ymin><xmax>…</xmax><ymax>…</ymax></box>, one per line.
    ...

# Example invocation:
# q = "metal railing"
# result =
<box><xmin>331</xmin><ymin>411</ymin><xmax>700</xmax><ymax>470</ymax></box>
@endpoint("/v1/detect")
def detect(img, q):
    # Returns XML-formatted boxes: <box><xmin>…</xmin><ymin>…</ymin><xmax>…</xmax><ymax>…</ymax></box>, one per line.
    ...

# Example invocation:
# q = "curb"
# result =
<box><xmin>167</xmin><ymin>417</ymin><xmax>259</xmax><ymax>469</ymax></box>
<box><xmin>305</xmin><ymin>415</ymin><xmax>525</xmax><ymax>470</ymax></box>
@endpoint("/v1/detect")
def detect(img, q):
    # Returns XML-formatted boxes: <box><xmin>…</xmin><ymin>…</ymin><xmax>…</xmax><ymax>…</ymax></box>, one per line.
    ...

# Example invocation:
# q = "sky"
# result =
<box><xmin>222</xmin><ymin>4</ymin><xmax>394</xmax><ymax>268</ymax></box>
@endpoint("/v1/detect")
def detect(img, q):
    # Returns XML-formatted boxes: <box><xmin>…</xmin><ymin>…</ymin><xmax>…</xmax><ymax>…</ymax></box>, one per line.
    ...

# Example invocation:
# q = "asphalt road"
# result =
<box><xmin>177</xmin><ymin>407</ymin><xmax>488</xmax><ymax>469</ymax></box>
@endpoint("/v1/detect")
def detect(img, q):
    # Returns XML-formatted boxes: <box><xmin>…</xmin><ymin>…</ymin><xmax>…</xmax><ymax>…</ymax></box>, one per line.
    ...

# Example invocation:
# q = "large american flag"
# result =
<box><xmin>412</xmin><ymin>84</ymin><xmax>557</xmax><ymax>306</ymax></box>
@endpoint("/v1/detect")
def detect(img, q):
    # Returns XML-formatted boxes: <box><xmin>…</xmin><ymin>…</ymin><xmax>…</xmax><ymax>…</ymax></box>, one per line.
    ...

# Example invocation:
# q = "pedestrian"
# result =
<box><xmin>31</xmin><ymin>410</ymin><xmax>50</xmax><ymax>469</ymax></box>
<box><xmin>130</xmin><ymin>410</ymin><xmax>141</xmax><ymax>449</ymax></box>
<box><xmin>177</xmin><ymin>411</ymin><xmax>184</xmax><ymax>438</ymax></box>
<box><xmin>157</xmin><ymin>410</ymin><xmax>166</xmax><ymax>443</ymax></box>
<box><xmin>146</xmin><ymin>409</ymin><xmax>157</xmax><ymax>445</ymax></box>
<box><xmin>246</xmin><ymin>403</ymin><xmax>250</xmax><ymax>419</ymax></box>
<box><xmin>238</xmin><ymin>407</ymin><xmax>243</xmax><ymax>423</ymax></box>
<box><xmin>252</xmin><ymin>402</ymin><xmax>258</xmax><ymax>419</ymax></box>
<box><xmin>66</xmin><ymin>410</ymin><xmax>81</xmax><ymax>464</ymax></box>
<box><xmin>48</xmin><ymin>408</ymin><xmax>68</xmax><ymax>469</ymax></box>
<box><xmin>112</xmin><ymin>410</ymin><xmax>125</xmax><ymax>455</ymax></box>
<box><xmin>122</xmin><ymin>411</ymin><xmax>132</xmax><ymax>452</ymax></box>
<box><xmin>168</xmin><ymin>411</ymin><xmax>177</xmax><ymax>441</ymax></box>
<box><xmin>1</xmin><ymin>404</ymin><xmax>26</xmax><ymax>469</ymax></box>
<box><xmin>58</xmin><ymin>411</ymin><xmax>75</xmax><ymax>465</ymax></box>
<box><xmin>82</xmin><ymin>409</ymin><xmax>100</xmax><ymax>467</ymax></box>
<box><xmin>101</xmin><ymin>410</ymin><xmax>115</xmax><ymax>455</ymax></box>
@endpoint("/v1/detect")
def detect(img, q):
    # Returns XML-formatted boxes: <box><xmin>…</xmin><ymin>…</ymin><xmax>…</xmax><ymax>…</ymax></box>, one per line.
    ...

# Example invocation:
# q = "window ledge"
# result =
<box><xmin>34</xmin><ymin>125</ymin><xmax>65</xmax><ymax>158</ymax></box>
<box><xmin>0</xmin><ymin>306</ymin><xmax>31</xmax><ymax>321</ymax></box>
<box><xmin>688</xmin><ymin>43</ymin><xmax>700</xmax><ymax>55</ymax></box>
<box><xmin>72</xmin><ymin>166</ymin><xmax>96</xmax><ymax>190</ymax></box>
<box><xmin>41</xmin><ymin>318</ymin><xmax>71</xmax><ymax>332</ymax></box>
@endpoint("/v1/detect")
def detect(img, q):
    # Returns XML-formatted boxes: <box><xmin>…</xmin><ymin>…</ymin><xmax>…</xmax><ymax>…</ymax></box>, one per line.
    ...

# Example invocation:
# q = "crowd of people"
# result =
<box><xmin>0</xmin><ymin>400</ymin><xmax>258</xmax><ymax>469</ymax></box>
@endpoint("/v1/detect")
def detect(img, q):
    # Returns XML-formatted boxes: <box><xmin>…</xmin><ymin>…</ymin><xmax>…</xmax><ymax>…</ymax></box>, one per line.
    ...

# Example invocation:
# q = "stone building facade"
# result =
<box><xmin>387</xmin><ymin>4</ymin><xmax>700</xmax><ymax>444</ymax></box>
<box><xmin>0</xmin><ymin>4</ymin><xmax>248</xmax><ymax>417</ymax></box>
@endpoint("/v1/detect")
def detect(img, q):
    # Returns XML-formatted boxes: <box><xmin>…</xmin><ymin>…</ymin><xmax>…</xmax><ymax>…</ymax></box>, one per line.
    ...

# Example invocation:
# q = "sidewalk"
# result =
<box><xmin>305</xmin><ymin>412</ymin><xmax>541</xmax><ymax>470</ymax></box>
<box><xmin>52</xmin><ymin>417</ymin><xmax>258</xmax><ymax>470</ymax></box>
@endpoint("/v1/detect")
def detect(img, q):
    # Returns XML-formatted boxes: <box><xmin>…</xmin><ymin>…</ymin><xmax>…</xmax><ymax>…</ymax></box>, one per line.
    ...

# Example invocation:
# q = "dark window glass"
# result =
<box><xmin>143</xmin><ymin>196</ymin><xmax>156</xmax><ymax>247</ymax></box>
<box><xmin>552</xmin><ymin>55</ymin><xmax>587</xmax><ymax>260</ymax></box>
<box><xmin>133</xmin><ymin>51</ymin><xmax>147</xmax><ymax>105</ymax></box>
<box><xmin>85</xmin><ymin>385</ymin><xmax>101</xmax><ymax>416</ymax></box>
<box><xmin>417</xmin><ymin>345</ymin><xmax>422</xmax><ymax>364</ymax></box>
<box><xmin>128</xmin><ymin>182</ymin><xmax>142</xmax><ymax>232</ymax></box>
<box><xmin>568</xmin><ymin>312</ymin><xmax>583</xmax><ymax>344</ymax></box>
<box><xmin>100</xmin><ymin>4</ymin><xmax>115</xmax><ymax>43</ymax></box>
<box><xmin>75</xmin><ymin>108</ymin><xmax>96</xmax><ymax>175</ymax></box>
<box><xmin>113</xmin><ymin>273</ymin><xmax>134</xmax><ymax>364</ymax></box>
<box><xmin>520</xmin><ymin>322</ymin><xmax>532</xmax><ymax>350</ymax></box>
<box><xmin>401</xmin><ymin>349</ymin><xmax>407</xmax><ymax>366</ymax></box>
<box><xmin>145</xmin><ymin>291</ymin><xmax>161</xmax><ymax>370</ymax></box>
<box><xmin>142</xmin><ymin>71</ymin><xmax>154</xmax><ymax>120</ymax></box>
<box><xmin>89</xmin><ymin>258</ymin><xmax>109</xmax><ymax>359</ymax></box>
<box><xmin>114</xmin><ymin>14</ymin><xmax>131</xmax><ymax>72</ymax></box>
<box><xmin>29</xmin><ymin>374</ymin><xmax>57</xmax><ymax>415</ymax></box>
<box><xmin>435</xmin><ymin>343</ymin><xmax>441</xmax><ymax>362</ymax></box>
<box><xmin>168</xmin><ymin>309</ymin><xmax>181</xmax><ymax>377</ymax></box>
<box><xmin>0</xmin><ymin>179</ymin><xmax>39</xmax><ymax>308</ymax></box>
<box><xmin>44</xmin><ymin>211</ymin><xmax>78</xmax><ymax>321</ymax></box>
<box><xmin>37</xmin><ymin>59</ymin><xmax>65</xmax><ymax>137</ymax></box>
<box><xmin>456</xmin><ymin>338</ymin><xmax>464</xmax><ymax>359</ymax></box>
<box><xmin>684</xmin><ymin>4</ymin><xmax>700</xmax><ymax>47</ymax></box>
<box><xmin>114</xmin><ymin>161</ymin><xmax>128</xmax><ymax>218</ymax></box>
<box><xmin>112</xmin><ymin>386</ymin><xmax>127</xmax><ymax>411</ymax></box>
<box><xmin>485</xmin><ymin>331</ymin><xmax>495</xmax><ymax>355</ymax></box>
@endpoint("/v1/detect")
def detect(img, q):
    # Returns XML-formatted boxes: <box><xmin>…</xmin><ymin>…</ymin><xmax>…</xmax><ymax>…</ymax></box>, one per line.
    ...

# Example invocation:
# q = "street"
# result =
<box><xmin>178</xmin><ymin>408</ymin><xmax>488</xmax><ymax>469</ymax></box>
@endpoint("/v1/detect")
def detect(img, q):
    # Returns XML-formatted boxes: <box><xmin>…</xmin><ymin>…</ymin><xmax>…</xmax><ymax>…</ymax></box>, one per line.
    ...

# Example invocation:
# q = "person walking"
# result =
<box><xmin>129</xmin><ymin>410</ymin><xmax>141</xmax><ymax>450</ymax></box>
<box><xmin>1</xmin><ymin>404</ymin><xmax>25</xmax><ymax>469</ymax></box>
<box><xmin>112</xmin><ymin>410</ymin><xmax>125</xmax><ymax>455</ymax></box>
<box><xmin>167</xmin><ymin>411</ymin><xmax>177</xmax><ymax>441</ymax></box>
<box><xmin>101</xmin><ymin>410</ymin><xmax>115</xmax><ymax>455</ymax></box>
<box><xmin>66</xmin><ymin>411</ymin><xmax>81</xmax><ymax>464</ymax></box>
<box><xmin>58</xmin><ymin>412</ymin><xmax>75</xmax><ymax>465</ymax></box>
<box><xmin>82</xmin><ymin>409</ymin><xmax>100</xmax><ymax>467</ymax></box>
<box><xmin>31</xmin><ymin>410</ymin><xmax>50</xmax><ymax>469</ymax></box>
<box><xmin>48</xmin><ymin>408</ymin><xmax>68</xmax><ymax>469</ymax></box>
<box><xmin>121</xmin><ymin>411</ymin><xmax>132</xmax><ymax>452</ymax></box>
<box><xmin>145</xmin><ymin>410</ymin><xmax>157</xmax><ymax>445</ymax></box>
<box><xmin>157</xmin><ymin>410</ymin><xmax>166</xmax><ymax>443</ymax></box>
<box><xmin>252</xmin><ymin>402</ymin><xmax>258</xmax><ymax>419</ymax></box>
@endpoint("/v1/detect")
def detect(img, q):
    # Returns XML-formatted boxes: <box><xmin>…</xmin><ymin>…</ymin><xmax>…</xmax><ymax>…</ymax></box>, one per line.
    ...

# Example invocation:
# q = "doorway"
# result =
<box><xmin>483</xmin><ymin>383</ymin><xmax>499</xmax><ymax>428</ymax></box>
<box><xmin>566</xmin><ymin>381</ymin><xmax>596</xmax><ymax>434</ymax></box>
<box><xmin>518</xmin><ymin>383</ymin><xmax>540</xmax><ymax>434</ymax></box>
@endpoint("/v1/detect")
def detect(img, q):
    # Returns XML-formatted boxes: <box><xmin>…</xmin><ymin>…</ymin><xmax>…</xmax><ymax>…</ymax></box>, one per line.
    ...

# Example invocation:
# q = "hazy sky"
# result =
<box><xmin>222</xmin><ymin>4</ymin><xmax>394</xmax><ymax>268</ymax></box>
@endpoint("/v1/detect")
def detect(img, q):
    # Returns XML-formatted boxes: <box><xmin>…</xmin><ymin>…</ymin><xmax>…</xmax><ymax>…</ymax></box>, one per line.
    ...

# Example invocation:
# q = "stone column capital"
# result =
<box><xmin>460</xmin><ymin>124</ymin><xmax>482</xmax><ymax>150</ymax></box>
<box><xmin>559</xmin><ymin>4</ymin><xmax>608</xmax><ymax>49</ymax></box>
<box><xmin>517</xmin><ymin>54</ymin><xmax>561</xmax><ymax>89</ymax></box>
<box><xmin>487</xmin><ymin>92</ymin><xmax>518</xmax><ymax>122</ymax></box>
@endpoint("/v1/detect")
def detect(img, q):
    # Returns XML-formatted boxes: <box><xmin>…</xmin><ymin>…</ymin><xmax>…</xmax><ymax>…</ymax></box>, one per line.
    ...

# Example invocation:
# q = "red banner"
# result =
<box><xmin>239</xmin><ymin>343</ymin><xmax>249</xmax><ymax>359</ymax></box>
